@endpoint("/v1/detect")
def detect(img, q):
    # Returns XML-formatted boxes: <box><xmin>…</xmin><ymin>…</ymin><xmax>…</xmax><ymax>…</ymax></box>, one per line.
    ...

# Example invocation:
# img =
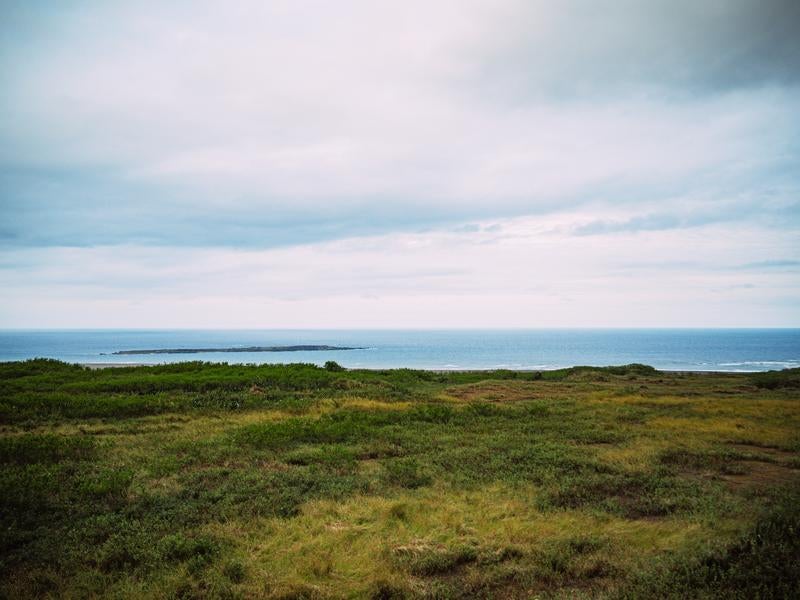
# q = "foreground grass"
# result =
<box><xmin>0</xmin><ymin>360</ymin><xmax>798</xmax><ymax>598</ymax></box>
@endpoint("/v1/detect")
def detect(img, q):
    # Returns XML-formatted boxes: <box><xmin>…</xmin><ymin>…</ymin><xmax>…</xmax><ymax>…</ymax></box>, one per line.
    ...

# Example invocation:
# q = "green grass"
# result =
<box><xmin>0</xmin><ymin>359</ymin><xmax>798</xmax><ymax>598</ymax></box>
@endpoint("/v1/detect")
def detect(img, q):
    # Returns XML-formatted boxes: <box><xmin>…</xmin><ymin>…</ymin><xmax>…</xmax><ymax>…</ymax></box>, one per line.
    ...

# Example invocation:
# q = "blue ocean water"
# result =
<box><xmin>0</xmin><ymin>329</ymin><xmax>798</xmax><ymax>372</ymax></box>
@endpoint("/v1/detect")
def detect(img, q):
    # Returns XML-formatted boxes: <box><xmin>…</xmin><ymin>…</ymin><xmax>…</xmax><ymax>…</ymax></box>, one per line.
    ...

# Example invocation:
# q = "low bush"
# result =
<box><xmin>751</xmin><ymin>368</ymin><xmax>800</xmax><ymax>390</ymax></box>
<box><xmin>0</xmin><ymin>434</ymin><xmax>95</xmax><ymax>464</ymax></box>
<box><xmin>380</xmin><ymin>458</ymin><xmax>432</xmax><ymax>489</ymax></box>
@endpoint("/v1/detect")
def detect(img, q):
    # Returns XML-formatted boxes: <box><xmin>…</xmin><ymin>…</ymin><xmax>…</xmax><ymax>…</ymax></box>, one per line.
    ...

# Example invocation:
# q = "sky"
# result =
<box><xmin>1</xmin><ymin>0</ymin><xmax>798</xmax><ymax>328</ymax></box>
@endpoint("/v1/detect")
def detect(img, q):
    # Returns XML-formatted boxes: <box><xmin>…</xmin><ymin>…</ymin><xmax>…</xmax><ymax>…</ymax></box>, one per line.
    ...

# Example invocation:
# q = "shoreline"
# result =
<box><xmin>75</xmin><ymin>361</ymin><xmax>781</xmax><ymax>374</ymax></box>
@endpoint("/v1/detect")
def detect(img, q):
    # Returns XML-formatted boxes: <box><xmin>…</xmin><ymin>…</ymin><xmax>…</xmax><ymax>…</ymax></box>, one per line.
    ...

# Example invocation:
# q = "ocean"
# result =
<box><xmin>0</xmin><ymin>329</ymin><xmax>798</xmax><ymax>372</ymax></box>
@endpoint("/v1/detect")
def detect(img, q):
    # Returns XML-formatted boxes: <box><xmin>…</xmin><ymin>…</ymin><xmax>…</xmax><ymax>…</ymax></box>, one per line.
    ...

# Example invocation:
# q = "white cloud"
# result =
<box><xmin>1</xmin><ymin>0</ymin><xmax>798</xmax><ymax>326</ymax></box>
<box><xmin>2</xmin><ymin>1</ymin><xmax>798</xmax><ymax>211</ymax></box>
<box><xmin>2</xmin><ymin>211</ymin><xmax>796</xmax><ymax>327</ymax></box>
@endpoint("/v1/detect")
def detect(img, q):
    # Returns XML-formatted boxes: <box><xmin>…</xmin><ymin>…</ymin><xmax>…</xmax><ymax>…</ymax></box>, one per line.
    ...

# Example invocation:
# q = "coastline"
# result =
<box><xmin>75</xmin><ymin>361</ymin><xmax>786</xmax><ymax>374</ymax></box>
<box><xmin>81</xmin><ymin>362</ymin><xmax>150</xmax><ymax>369</ymax></box>
<box><xmin>4</xmin><ymin>329</ymin><xmax>797</xmax><ymax>373</ymax></box>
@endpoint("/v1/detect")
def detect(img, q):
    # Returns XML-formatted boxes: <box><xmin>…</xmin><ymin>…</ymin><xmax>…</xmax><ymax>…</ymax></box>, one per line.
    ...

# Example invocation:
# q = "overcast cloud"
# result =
<box><xmin>1</xmin><ymin>0</ymin><xmax>798</xmax><ymax>327</ymax></box>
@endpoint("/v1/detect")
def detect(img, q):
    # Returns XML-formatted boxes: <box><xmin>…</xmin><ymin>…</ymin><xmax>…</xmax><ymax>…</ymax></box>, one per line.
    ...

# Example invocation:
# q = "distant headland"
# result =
<box><xmin>108</xmin><ymin>345</ymin><xmax>363</xmax><ymax>355</ymax></box>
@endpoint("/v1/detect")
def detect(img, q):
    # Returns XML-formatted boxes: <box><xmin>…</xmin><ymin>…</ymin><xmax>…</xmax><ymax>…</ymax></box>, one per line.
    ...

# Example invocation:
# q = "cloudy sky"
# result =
<box><xmin>1</xmin><ymin>0</ymin><xmax>798</xmax><ymax>328</ymax></box>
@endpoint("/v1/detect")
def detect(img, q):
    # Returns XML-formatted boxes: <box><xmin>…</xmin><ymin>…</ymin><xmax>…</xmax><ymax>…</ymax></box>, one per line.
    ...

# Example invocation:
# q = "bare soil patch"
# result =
<box><xmin>444</xmin><ymin>382</ymin><xmax>541</xmax><ymax>403</ymax></box>
<box><xmin>719</xmin><ymin>460</ymin><xmax>800</xmax><ymax>490</ymax></box>
<box><xmin>728</xmin><ymin>442</ymin><xmax>796</xmax><ymax>460</ymax></box>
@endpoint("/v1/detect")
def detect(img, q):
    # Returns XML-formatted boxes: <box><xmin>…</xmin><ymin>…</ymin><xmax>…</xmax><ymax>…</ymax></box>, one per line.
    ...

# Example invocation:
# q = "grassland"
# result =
<box><xmin>1</xmin><ymin>360</ymin><xmax>799</xmax><ymax>599</ymax></box>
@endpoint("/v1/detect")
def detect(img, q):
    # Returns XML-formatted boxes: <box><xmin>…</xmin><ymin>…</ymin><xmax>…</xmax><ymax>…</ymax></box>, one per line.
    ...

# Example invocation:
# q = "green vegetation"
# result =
<box><xmin>1</xmin><ymin>359</ymin><xmax>798</xmax><ymax>598</ymax></box>
<box><xmin>751</xmin><ymin>367</ymin><xmax>800</xmax><ymax>390</ymax></box>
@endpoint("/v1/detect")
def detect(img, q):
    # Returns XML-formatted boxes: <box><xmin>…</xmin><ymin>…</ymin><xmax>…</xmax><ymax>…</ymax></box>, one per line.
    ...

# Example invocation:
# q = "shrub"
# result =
<box><xmin>751</xmin><ymin>368</ymin><xmax>800</xmax><ymax>390</ymax></box>
<box><xmin>618</xmin><ymin>492</ymin><xmax>800</xmax><ymax>598</ymax></box>
<box><xmin>79</xmin><ymin>468</ymin><xmax>134</xmax><ymax>504</ymax></box>
<box><xmin>160</xmin><ymin>533</ymin><xmax>220</xmax><ymax>563</ymax></box>
<box><xmin>0</xmin><ymin>434</ymin><xmax>94</xmax><ymax>464</ymax></box>
<box><xmin>222</xmin><ymin>560</ymin><xmax>246</xmax><ymax>583</ymax></box>
<box><xmin>381</xmin><ymin>458</ymin><xmax>431</xmax><ymax>489</ymax></box>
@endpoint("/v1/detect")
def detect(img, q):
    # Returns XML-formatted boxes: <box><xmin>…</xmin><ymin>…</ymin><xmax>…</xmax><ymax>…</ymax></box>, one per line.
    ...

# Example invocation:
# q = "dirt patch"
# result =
<box><xmin>719</xmin><ymin>460</ymin><xmax>800</xmax><ymax>490</ymax></box>
<box><xmin>444</xmin><ymin>382</ymin><xmax>540</xmax><ymax>403</ymax></box>
<box><xmin>672</xmin><ymin>444</ymin><xmax>800</xmax><ymax>492</ymax></box>
<box><xmin>728</xmin><ymin>443</ymin><xmax>796</xmax><ymax>461</ymax></box>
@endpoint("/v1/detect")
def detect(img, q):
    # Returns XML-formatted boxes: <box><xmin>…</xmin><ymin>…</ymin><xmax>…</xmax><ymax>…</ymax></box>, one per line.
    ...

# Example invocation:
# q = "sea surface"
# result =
<box><xmin>0</xmin><ymin>329</ymin><xmax>798</xmax><ymax>372</ymax></box>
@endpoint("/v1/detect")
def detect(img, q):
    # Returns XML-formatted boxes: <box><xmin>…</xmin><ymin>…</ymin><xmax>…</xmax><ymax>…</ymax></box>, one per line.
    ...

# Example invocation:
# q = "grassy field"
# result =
<box><xmin>1</xmin><ymin>360</ymin><xmax>799</xmax><ymax>599</ymax></box>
